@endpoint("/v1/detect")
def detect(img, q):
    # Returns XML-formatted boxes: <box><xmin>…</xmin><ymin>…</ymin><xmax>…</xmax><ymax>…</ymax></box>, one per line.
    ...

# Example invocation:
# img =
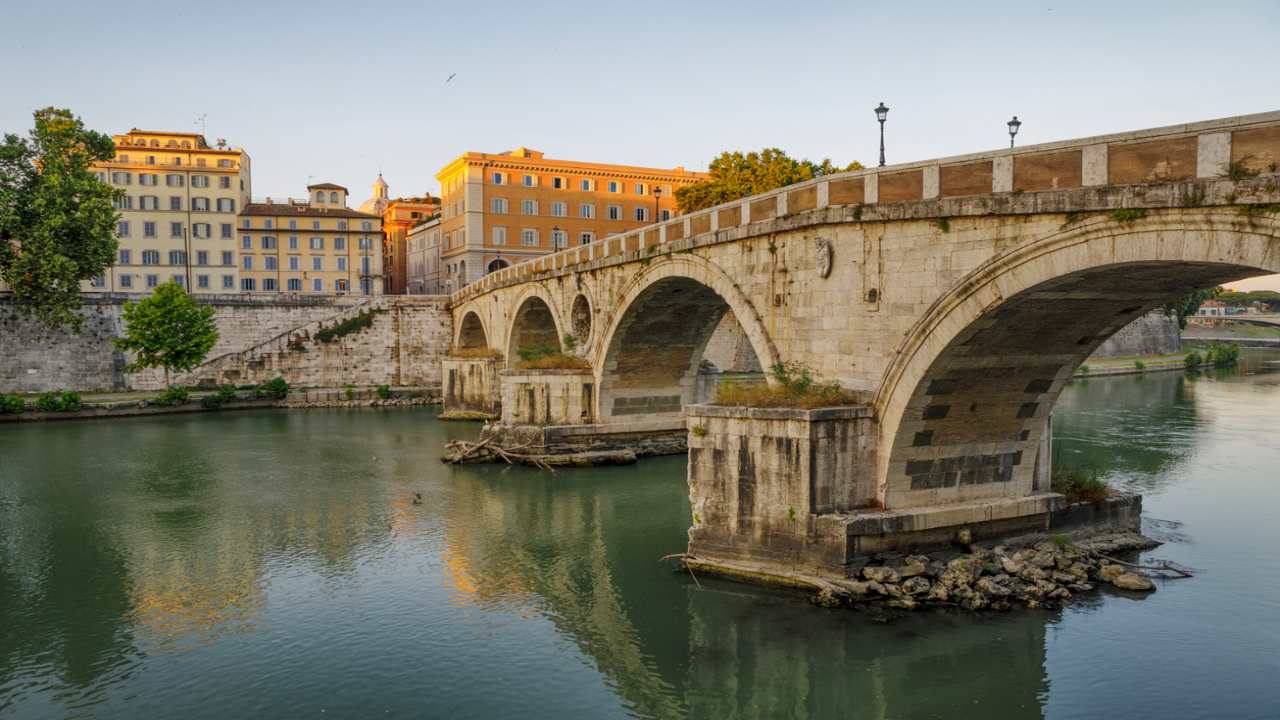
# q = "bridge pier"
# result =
<box><xmin>440</xmin><ymin>357</ymin><xmax>503</xmax><ymax>420</ymax></box>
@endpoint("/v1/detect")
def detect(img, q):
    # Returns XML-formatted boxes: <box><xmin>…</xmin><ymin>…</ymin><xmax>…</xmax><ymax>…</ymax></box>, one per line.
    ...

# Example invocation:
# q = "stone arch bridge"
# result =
<box><xmin>444</xmin><ymin>111</ymin><xmax>1280</xmax><ymax>579</ymax></box>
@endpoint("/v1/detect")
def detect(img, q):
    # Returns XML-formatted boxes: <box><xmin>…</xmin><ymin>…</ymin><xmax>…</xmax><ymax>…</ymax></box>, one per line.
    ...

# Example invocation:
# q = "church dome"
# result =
<box><xmin>358</xmin><ymin>173</ymin><xmax>390</xmax><ymax>215</ymax></box>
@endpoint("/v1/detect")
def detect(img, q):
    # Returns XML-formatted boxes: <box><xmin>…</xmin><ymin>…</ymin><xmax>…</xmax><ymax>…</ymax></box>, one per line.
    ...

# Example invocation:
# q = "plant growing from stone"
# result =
<box><xmin>0</xmin><ymin>108</ymin><xmax>120</xmax><ymax>331</ymax></box>
<box><xmin>0</xmin><ymin>394</ymin><xmax>25</xmax><ymax>414</ymax></box>
<box><xmin>376</xmin><ymin>384</ymin><xmax>391</xmax><ymax>399</ymax></box>
<box><xmin>114</xmin><ymin>281</ymin><xmax>218</xmax><ymax>387</ymax></box>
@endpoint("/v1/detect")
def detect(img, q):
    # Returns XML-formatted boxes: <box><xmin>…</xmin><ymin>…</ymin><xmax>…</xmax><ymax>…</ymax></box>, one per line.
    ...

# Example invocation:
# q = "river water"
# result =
<box><xmin>2</xmin><ymin>350</ymin><xmax>1278</xmax><ymax>719</ymax></box>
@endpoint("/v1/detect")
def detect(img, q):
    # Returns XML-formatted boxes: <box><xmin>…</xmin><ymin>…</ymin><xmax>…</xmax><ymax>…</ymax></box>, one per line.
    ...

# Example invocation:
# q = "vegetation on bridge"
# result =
<box><xmin>675</xmin><ymin>149</ymin><xmax>863</xmax><ymax>212</ymax></box>
<box><xmin>715</xmin><ymin>362</ymin><xmax>858</xmax><ymax>409</ymax></box>
<box><xmin>515</xmin><ymin>343</ymin><xmax>590</xmax><ymax>370</ymax></box>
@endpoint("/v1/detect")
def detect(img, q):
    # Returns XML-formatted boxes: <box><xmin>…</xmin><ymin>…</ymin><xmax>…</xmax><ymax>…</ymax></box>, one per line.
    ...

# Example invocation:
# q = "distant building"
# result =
<box><xmin>434</xmin><ymin>147</ymin><xmax>707</xmax><ymax>291</ymax></box>
<box><xmin>89</xmin><ymin>129</ymin><xmax>251</xmax><ymax>294</ymax></box>
<box><xmin>1196</xmin><ymin>299</ymin><xmax>1227</xmax><ymax>317</ymax></box>
<box><xmin>358</xmin><ymin>175</ymin><xmax>440</xmax><ymax>294</ymax></box>
<box><xmin>237</xmin><ymin>183</ymin><xmax>382</xmax><ymax>295</ymax></box>
<box><xmin>406</xmin><ymin>218</ymin><xmax>443</xmax><ymax>295</ymax></box>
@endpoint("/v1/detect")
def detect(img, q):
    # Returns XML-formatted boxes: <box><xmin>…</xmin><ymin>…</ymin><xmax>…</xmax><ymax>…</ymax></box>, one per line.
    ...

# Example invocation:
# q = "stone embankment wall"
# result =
<box><xmin>0</xmin><ymin>294</ymin><xmax>451</xmax><ymax>392</ymax></box>
<box><xmin>1090</xmin><ymin>310</ymin><xmax>1180</xmax><ymax>357</ymax></box>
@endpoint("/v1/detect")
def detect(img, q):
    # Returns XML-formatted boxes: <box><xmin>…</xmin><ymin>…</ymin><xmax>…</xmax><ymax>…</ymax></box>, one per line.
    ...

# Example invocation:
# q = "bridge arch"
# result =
<box><xmin>875</xmin><ymin>211</ymin><xmax>1280</xmax><ymax>509</ymax></box>
<box><xmin>455</xmin><ymin>310</ymin><xmax>490</xmax><ymax>350</ymax></box>
<box><xmin>595</xmin><ymin>255</ymin><xmax>779</xmax><ymax>423</ymax></box>
<box><xmin>504</xmin><ymin>286</ymin><xmax>565</xmax><ymax>369</ymax></box>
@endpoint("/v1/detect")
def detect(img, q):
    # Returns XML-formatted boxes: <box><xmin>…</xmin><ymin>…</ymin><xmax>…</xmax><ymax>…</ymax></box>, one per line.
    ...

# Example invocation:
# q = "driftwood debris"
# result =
<box><xmin>442</xmin><ymin>439</ymin><xmax>637</xmax><ymax>471</ymax></box>
<box><xmin>1094</xmin><ymin>553</ymin><xmax>1195</xmax><ymax>578</ymax></box>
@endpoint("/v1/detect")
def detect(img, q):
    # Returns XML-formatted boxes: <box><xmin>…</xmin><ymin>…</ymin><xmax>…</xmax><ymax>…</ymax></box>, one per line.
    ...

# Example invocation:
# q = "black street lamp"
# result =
<box><xmin>875</xmin><ymin>102</ymin><xmax>889</xmax><ymax>167</ymax></box>
<box><xmin>1007</xmin><ymin>116</ymin><xmax>1022</xmax><ymax>148</ymax></box>
<box><xmin>652</xmin><ymin>185</ymin><xmax>662</xmax><ymax>223</ymax></box>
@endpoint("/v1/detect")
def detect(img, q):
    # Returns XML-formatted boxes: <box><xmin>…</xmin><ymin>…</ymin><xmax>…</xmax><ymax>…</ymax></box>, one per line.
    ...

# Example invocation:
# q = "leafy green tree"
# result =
<box><xmin>675</xmin><ymin>149</ymin><xmax>864</xmax><ymax>213</ymax></box>
<box><xmin>0</xmin><ymin>108</ymin><xmax>119</xmax><ymax>330</ymax></box>
<box><xmin>113</xmin><ymin>281</ymin><xmax>218</xmax><ymax>386</ymax></box>
<box><xmin>1163</xmin><ymin>286</ymin><xmax>1221</xmax><ymax>329</ymax></box>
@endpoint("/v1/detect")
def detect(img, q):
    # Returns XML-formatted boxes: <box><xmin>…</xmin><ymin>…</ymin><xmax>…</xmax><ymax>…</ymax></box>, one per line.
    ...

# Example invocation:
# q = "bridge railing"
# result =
<box><xmin>451</xmin><ymin>110</ymin><xmax>1280</xmax><ymax>304</ymax></box>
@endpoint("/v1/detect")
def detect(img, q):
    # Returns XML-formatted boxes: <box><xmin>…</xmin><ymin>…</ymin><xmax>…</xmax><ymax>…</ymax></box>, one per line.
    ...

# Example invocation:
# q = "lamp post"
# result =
<box><xmin>552</xmin><ymin>225</ymin><xmax>561</xmax><ymax>250</ymax></box>
<box><xmin>875</xmin><ymin>102</ymin><xmax>889</xmax><ymax>167</ymax></box>
<box><xmin>652</xmin><ymin>185</ymin><xmax>662</xmax><ymax>223</ymax></box>
<box><xmin>1007</xmin><ymin>115</ymin><xmax>1022</xmax><ymax>148</ymax></box>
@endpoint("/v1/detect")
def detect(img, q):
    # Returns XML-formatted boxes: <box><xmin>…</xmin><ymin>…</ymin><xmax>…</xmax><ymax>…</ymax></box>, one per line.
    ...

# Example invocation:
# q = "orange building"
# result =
<box><xmin>434</xmin><ymin>148</ymin><xmax>707</xmax><ymax>292</ymax></box>
<box><xmin>357</xmin><ymin>175</ymin><xmax>440</xmax><ymax>294</ymax></box>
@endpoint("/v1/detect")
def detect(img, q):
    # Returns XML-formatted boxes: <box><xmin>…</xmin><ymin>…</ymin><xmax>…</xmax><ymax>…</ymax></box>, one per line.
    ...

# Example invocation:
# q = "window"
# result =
<box><xmin>120</xmin><ymin>275</ymin><xmax>133</xmax><ymax>288</ymax></box>
<box><xmin>579</xmin><ymin>232</ymin><xmax>594</xmax><ymax>246</ymax></box>
<box><xmin>334</xmin><ymin>237</ymin><xmax>345</xmax><ymax>251</ymax></box>
<box><xmin>111</xmin><ymin>171</ymin><xmax>131</xmax><ymax>185</ymax></box>
<box><xmin>358</xmin><ymin>237</ymin><xmax>372</xmax><ymax>250</ymax></box>
<box><xmin>661</xmin><ymin>209</ymin><xmax>672</xmax><ymax>221</ymax></box>
<box><xmin>241</xmin><ymin>235</ymin><xmax>252</xmax><ymax>249</ymax></box>
<box><xmin>607</xmin><ymin>205</ymin><xmax>622</xmax><ymax>221</ymax></box>
<box><xmin>313</xmin><ymin>278</ymin><xmax>323</xmax><ymax>292</ymax></box>
<box><xmin>242</xmin><ymin>219</ymin><xmax>251</xmax><ymax>228</ymax></box>
<box><xmin>216</xmin><ymin>198</ymin><xmax>236</xmax><ymax>212</ymax></box>
<box><xmin>192</xmin><ymin>175</ymin><xmax>209</xmax><ymax>188</ymax></box>
<box><xmin>170</xmin><ymin>196</ymin><xmax>182</xmax><ymax>210</ymax></box>
<box><xmin>492</xmin><ymin>172</ymin><xmax>504</xmax><ymax>185</ymax></box>
<box><xmin>219</xmin><ymin>176</ymin><xmax>231</xmax><ymax>189</ymax></box>
<box><xmin>193</xmin><ymin>223</ymin><xmax>211</xmax><ymax>238</ymax></box>
<box><xmin>312</xmin><ymin>220</ymin><xmax>320</xmax><ymax>230</ymax></box>
<box><xmin>580</xmin><ymin>179</ymin><xmax>593</xmax><ymax>191</ymax></box>
<box><xmin>635</xmin><ymin>183</ymin><xmax>647</xmax><ymax>195</ymax></box>
<box><xmin>337</xmin><ymin>257</ymin><xmax>347</xmax><ymax>271</ymax></box>
<box><xmin>116</xmin><ymin>221</ymin><xmax>130</xmax><ymax>237</ymax></box>
<box><xmin>491</xmin><ymin>198</ymin><xmax>508</xmax><ymax>214</ymax></box>
<box><xmin>196</xmin><ymin>251</ymin><xmax>208</xmax><ymax>265</ymax></box>
<box><xmin>139</xmin><ymin>174</ymin><xmax>157</xmax><ymax>186</ymax></box>
<box><xmin>222</xmin><ymin>275</ymin><xmax>235</xmax><ymax>289</ymax></box>
<box><xmin>552</xmin><ymin>177</ymin><xmax>564</xmax><ymax>189</ymax></box>
<box><xmin>221</xmin><ymin>223</ymin><xmax>232</xmax><ymax>238</ymax></box>
<box><xmin>218</xmin><ymin>159</ymin><xmax>232</xmax><ymax>168</ymax></box>
<box><xmin>635</xmin><ymin>208</ymin><xmax>648</xmax><ymax>222</ymax></box>
<box><xmin>142</xmin><ymin>221</ymin><xmax>155</xmax><ymax>238</ymax></box>
<box><xmin>521</xmin><ymin>228</ymin><xmax>538</xmax><ymax>246</ymax></box>
<box><xmin>265</xmin><ymin>220</ymin><xmax>274</xmax><ymax>229</ymax></box>
<box><xmin>288</xmin><ymin>256</ymin><xmax>299</xmax><ymax>271</ymax></box>
<box><xmin>90</xmin><ymin>275</ymin><xmax>106</xmax><ymax>288</ymax></box>
<box><xmin>608</xmin><ymin>181</ymin><xmax>619</xmax><ymax>193</ymax></box>
<box><xmin>287</xmin><ymin>278</ymin><xmax>302</xmax><ymax>292</ymax></box>
<box><xmin>361</xmin><ymin>222</ymin><xmax>372</xmax><ymax>231</ymax></box>
<box><xmin>241</xmin><ymin>278</ymin><xmax>256</xmax><ymax>291</ymax></box>
<box><xmin>264</xmin><ymin>256</ymin><xmax>277</xmax><ymax>271</ymax></box>
<box><xmin>312</xmin><ymin>256</ymin><xmax>323</xmax><ymax>270</ymax></box>
<box><xmin>165</xmin><ymin>174</ymin><xmax>184</xmax><ymax>187</ymax></box>
<box><xmin>522</xmin><ymin>174</ymin><xmax>535</xmax><ymax>187</ymax></box>
<box><xmin>492</xmin><ymin>227</ymin><xmax>506</xmax><ymax>245</ymax></box>
<box><xmin>521</xmin><ymin>199</ymin><xmax>537</xmax><ymax>215</ymax></box>
<box><xmin>169</xmin><ymin>250</ymin><xmax>186</xmax><ymax>265</ymax></box>
<box><xmin>172</xmin><ymin>275</ymin><xmax>185</xmax><ymax>288</ymax></box>
<box><xmin>579</xmin><ymin>203</ymin><xmax>595</xmax><ymax>219</ymax></box>
<box><xmin>328</xmin><ymin>192</ymin><xmax>337</xmax><ymax>204</ymax></box>
<box><xmin>119</xmin><ymin>249</ymin><xmax>132</xmax><ymax>264</ymax></box>
<box><xmin>197</xmin><ymin>275</ymin><xmax>209</xmax><ymax>289</ymax></box>
<box><xmin>221</xmin><ymin>251</ymin><xmax>233</xmax><ymax>266</ymax></box>
<box><xmin>551</xmin><ymin>201</ymin><xmax>567</xmax><ymax>217</ymax></box>
<box><xmin>142</xmin><ymin>250</ymin><xmax>160</xmax><ymax>265</ymax></box>
<box><xmin>139</xmin><ymin>195</ymin><xmax>158</xmax><ymax>210</ymax></box>
<box><xmin>288</xmin><ymin>236</ymin><xmax>298</xmax><ymax>250</ymax></box>
<box><xmin>309</xmin><ymin>237</ymin><xmax>323</xmax><ymax>250</ymax></box>
<box><xmin>146</xmin><ymin>155</ymin><xmax>156</xmax><ymax>165</ymax></box>
<box><xmin>261</xmin><ymin>236</ymin><xmax>276</xmax><ymax>250</ymax></box>
<box><xmin>337</xmin><ymin>221</ymin><xmax>346</xmax><ymax>230</ymax></box>
<box><xmin>551</xmin><ymin>229</ymin><xmax>566</xmax><ymax>249</ymax></box>
<box><xmin>288</xmin><ymin>220</ymin><xmax>297</xmax><ymax>230</ymax></box>
<box><xmin>315</xmin><ymin>192</ymin><xmax>324</xmax><ymax>204</ymax></box>
<box><xmin>192</xmin><ymin>197</ymin><xmax>209</xmax><ymax>212</ymax></box>
<box><xmin>146</xmin><ymin>274</ymin><xmax>160</xmax><ymax>288</ymax></box>
<box><xmin>336</xmin><ymin>279</ymin><xmax>348</xmax><ymax>292</ymax></box>
<box><xmin>243</xmin><ymin>256</ymin><xmax>253</xmax><ymax>270</ymax></box>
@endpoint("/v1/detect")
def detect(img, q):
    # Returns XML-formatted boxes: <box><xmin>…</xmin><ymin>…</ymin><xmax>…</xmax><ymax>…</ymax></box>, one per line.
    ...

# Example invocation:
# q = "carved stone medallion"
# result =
<box><xmin>815</xmin><ymin>237</ymin><xmax>833</xmax><ymax>278</ymax></box>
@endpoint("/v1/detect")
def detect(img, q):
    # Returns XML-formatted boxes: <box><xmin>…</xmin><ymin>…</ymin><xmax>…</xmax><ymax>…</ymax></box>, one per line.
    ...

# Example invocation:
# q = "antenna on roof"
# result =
<box><xmin>195</xmin><ymin>113</ymin><xmax>207</xmax><ymax>135</ymax></box>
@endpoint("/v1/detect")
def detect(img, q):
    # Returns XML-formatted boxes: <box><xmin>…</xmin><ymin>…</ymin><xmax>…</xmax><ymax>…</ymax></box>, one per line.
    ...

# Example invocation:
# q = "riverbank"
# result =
<box><xmin>0</xmin><ymin>385</ymin><xmax>442</xmax><ymax>423</ymax></box>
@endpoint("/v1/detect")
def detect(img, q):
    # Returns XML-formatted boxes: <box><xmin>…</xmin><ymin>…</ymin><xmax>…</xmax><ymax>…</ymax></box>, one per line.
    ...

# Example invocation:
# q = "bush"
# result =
<box><xmin>343</xmin><ymin>384</ymin><xmax>356</xmax><ymax>400</ymax></box>
<box><xmin>216</xmin><ymin>385</ymin><xmax>238</xmax><ymax>402</ymax></box>
<box><xmin>58</xmin><ymin>391</ymin><xmax>81</xmax><ymax>412</ymax></box>
<box><xmin>1078</xmin><ymin>364</ymin><xmax>1090</xmax><ymax>375</ymax></box>
<box><xmin>315</xmin><ymin>308</ymin><xmax>383</xmax><ymax>343</ymax></box>
<box><xmin>1051</xmin><ymin>465</ymin><xmax>1110</xmax><ymax>504</ymax></box>
<box><xmin>35</xmin><ymin>391</ymin><xmax>60</xmax><ymax>412</ymax></box>
<box><xmin>515</xmin><ymin>343</ymin><xmax>590</xmax><ymax>370</ymax></box>
<box><xmin>714</xmin><ymin>362</ymin><xmax>858</xmax><ymax>409</ymax></box>
<box><xmin>255</xmin><ymin>377</ymin><xmax>289</xmax><ymax>400</ymax></box>
<box><xmin>1184</xmin><ymin>351</ymin><xmax>1204</xmax><ymax>369</ymax></box>
<box><xmin>1205</xmin><ymin>343</ymin><xmax>1240</xmax><ymax>366</ymax></box>
<box><xmin>154</xmin><ymin>386</ymin><xmax>190</xmax><ymax>407</ymax></box>
<box><xmin>1133</xmin><ymin>360</ymin><xmax>1146</xmax><ymax>372</ymax></box>
<box><xmin>1</xmin><ymin>394</ymin><xmax>25</xmax><ymax>414</ymax></box>
<box><xmin>376</xmin><ymin>384</ymin><xmax>391</xmax><ymax>399</ymax></box>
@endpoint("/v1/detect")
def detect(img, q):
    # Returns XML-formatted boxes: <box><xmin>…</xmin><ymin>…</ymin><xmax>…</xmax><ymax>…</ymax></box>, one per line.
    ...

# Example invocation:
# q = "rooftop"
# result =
<box><xmin>241</xmin><ymin>201</ymin><xmax>379</xmax><ymax>220</ymax></box>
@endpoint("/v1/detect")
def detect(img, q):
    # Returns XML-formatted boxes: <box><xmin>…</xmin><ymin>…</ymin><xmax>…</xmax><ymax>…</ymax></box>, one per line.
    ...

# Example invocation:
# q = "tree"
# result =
<box><xmin>114</xmin><ymin>282</ymin><xmax>218</xmax><ymax>386</ymax></box>
<box><xmin>675</xmin><ymin>149</ymin><xmax>864</xmax><ymax>213</ymax></box>
<box><xmin>1163</xmin><ymin>286</ymin><xmax>1222</xmax><ymax>329</ymax></box>
<box><xmin>0</xmin><ymin>108</ymin><xmax>120</xmax><ymax>330</ymax></box>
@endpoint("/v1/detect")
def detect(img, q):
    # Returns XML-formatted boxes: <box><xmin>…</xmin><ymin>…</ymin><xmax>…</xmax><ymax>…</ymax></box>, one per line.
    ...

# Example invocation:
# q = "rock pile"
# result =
<box><xmin>813</xmin><ymin>533</ymin><xmax>1160</xmax><ymax>611</ymax></box>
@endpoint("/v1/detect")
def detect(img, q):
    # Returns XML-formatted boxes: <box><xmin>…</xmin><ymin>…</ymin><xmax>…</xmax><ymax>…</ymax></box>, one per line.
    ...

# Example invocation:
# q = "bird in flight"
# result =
<box><xmin>446</xmin><ymin>73</ymin><xmax>456</xmax><ymax>83</ymax></box>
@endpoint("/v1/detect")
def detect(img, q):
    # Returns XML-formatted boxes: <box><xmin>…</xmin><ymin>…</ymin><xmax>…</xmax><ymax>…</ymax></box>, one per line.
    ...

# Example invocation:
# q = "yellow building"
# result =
<box><xmin>237</xmin><ymin>183</ymin><xmax>383</xmax><ymax>295</ymax></box>
<box><xmin>434</xmin><ymin>148</ymin><xmax>707</xmax><ymax>291</ymax></box>
<box><xmin>355</xmin><ymin>175</ymin><xmax>440</xmax><ymax>294</ymax></box>
<box><xmin>90</xmin><ymin>129</ymin><xmax>251</xmax><ymax>294</ymax></box>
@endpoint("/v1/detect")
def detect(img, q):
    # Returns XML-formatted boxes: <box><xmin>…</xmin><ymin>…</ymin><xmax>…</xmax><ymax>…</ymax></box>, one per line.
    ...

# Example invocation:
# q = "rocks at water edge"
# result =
<box><xmin>815</xmin><ymin>531</ymin><xmax>1163</xmax><ymax>612</ymax></box>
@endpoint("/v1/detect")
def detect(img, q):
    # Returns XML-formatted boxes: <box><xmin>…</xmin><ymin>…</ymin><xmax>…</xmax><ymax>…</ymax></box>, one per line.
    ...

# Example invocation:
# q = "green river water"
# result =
<box><xmin>2</xmin><ymin>350</ymin><xmax>1279</xmax><ymax>719</ymax></box>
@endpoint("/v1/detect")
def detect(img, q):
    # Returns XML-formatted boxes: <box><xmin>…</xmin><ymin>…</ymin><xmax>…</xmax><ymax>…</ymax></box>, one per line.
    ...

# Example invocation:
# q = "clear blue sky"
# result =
<box><xmin>3</xmin><ymin>0</ymin><xmax>1279</xmax><ymax>288</ymax></box>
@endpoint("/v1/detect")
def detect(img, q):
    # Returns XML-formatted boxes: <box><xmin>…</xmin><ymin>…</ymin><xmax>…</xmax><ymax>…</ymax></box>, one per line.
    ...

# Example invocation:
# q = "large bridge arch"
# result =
<box><xmin>875</xmin><ymin>211</ymin><xmax>1280</xmax><ymax>509</ymax></box>
<box><xmin>595</xmin><ymin>256</ymin><xmax>780</xmax><ymax>423</ymax></box>
<box><xmin>504</xmin><ymin>286</ymin><xmax>566</xmax><ymax>369</ymax></box>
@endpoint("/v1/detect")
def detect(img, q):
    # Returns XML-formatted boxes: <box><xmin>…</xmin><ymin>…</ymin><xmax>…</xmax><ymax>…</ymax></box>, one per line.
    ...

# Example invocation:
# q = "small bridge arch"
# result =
<box><xmin>504</xmin><ymin>287</ymin><xmax>566</xmax><ymax>369</ymax></box>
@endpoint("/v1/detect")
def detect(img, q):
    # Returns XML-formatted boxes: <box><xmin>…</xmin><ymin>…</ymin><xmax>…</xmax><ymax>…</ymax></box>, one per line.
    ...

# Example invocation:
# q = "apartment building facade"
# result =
<box><xmin>90</xmin><ymin>130</ymin><xmax>251</xmax><ymax>293</ymax></box>
<box><xmin>236</xmin><ymin>183</ymin><xmax>383</xmax><ymax>295</ymax></box>
<box><xmin>434</xmin><ymin>148</ymin><xmax>707</xmax><ymax>292</ymax></box>
<box><xmin>406</xmin><ymin>217</ymin><xmax>443</xmax><ymax>295</ymax></box>
<box><xmin>356</xmin><ymin>175</ymin><xmax>440</xmax><ymax>294</ymax></box>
